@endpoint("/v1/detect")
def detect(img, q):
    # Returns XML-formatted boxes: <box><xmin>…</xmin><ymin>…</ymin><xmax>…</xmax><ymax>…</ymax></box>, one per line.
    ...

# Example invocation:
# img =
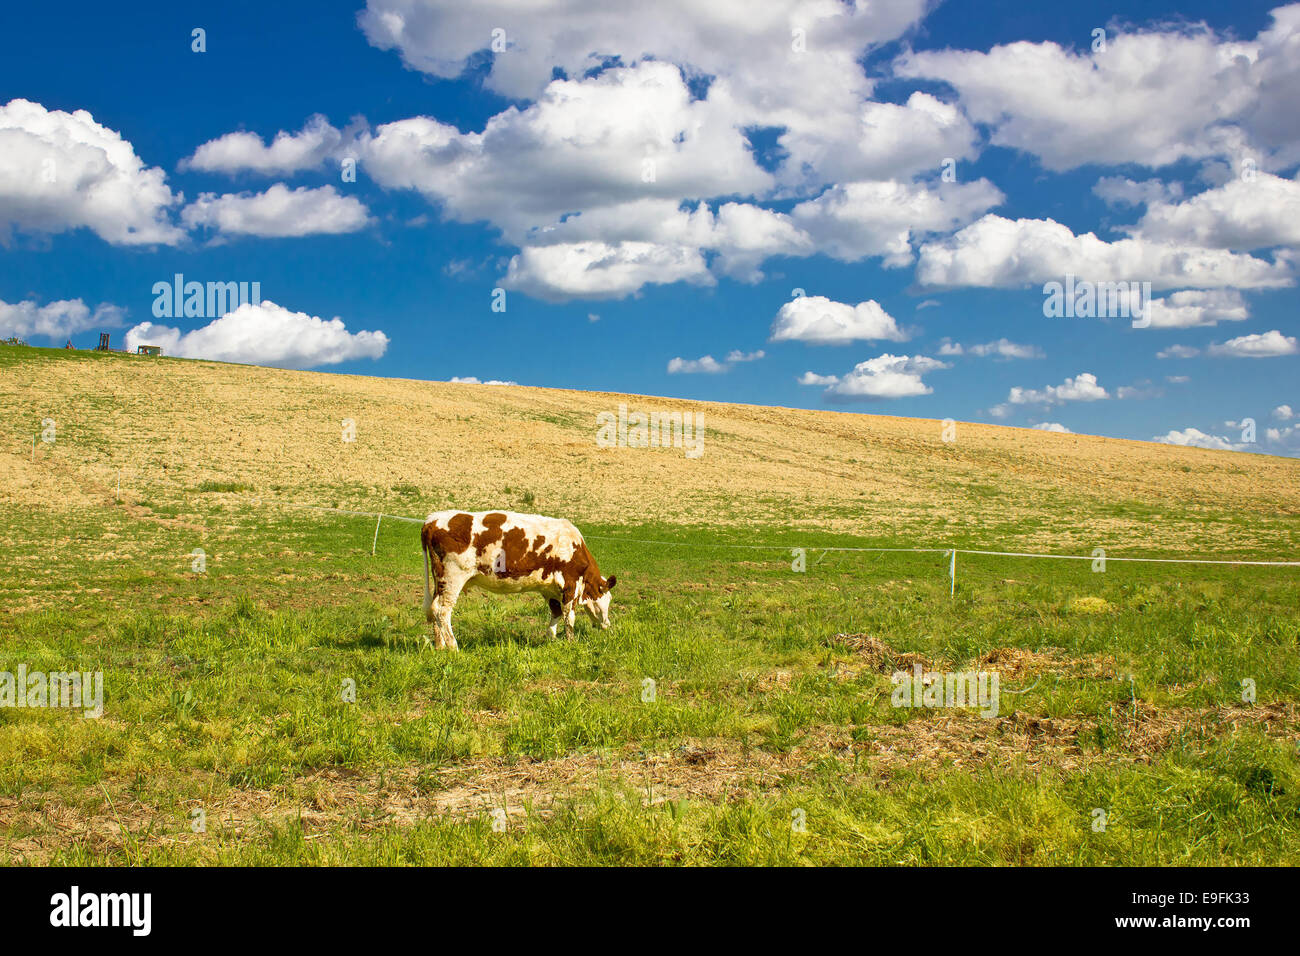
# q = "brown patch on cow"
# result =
<box><xmin>422</xmin><ymin>512</ymin><xmax>475</xmax><ymax>558</ymax></box>
<box><xmin>491</xmin><ymin>524</ymin><xmax>594</xmax><ymax>596</ymax></box>
<box><xmin>471</xmin><ymin>512</ymin><xmax>509</xmax><ymax>551</ymax></box>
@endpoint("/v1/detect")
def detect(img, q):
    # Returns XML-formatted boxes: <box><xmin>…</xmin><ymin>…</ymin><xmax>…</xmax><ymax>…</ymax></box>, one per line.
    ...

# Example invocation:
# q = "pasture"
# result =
<box><xmin>2</xmin><ymin>344</ymin><xmax>1299</xmax><ymax>864</ymax></box>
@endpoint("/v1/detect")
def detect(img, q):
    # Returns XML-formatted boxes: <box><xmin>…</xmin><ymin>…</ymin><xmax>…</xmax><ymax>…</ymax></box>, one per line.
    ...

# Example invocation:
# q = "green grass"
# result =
<box><xmin>2</xmin><ymin>490</ymin><xmax>1298</xmax><ymax>865</ymax></box>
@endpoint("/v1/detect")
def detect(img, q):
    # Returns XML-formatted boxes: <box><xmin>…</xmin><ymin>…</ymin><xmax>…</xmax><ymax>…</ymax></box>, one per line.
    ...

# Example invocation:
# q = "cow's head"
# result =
<box><xmin>582</xmin><ymin>574</ymin><xmax>617</xmax><ymax>629</ymax></box>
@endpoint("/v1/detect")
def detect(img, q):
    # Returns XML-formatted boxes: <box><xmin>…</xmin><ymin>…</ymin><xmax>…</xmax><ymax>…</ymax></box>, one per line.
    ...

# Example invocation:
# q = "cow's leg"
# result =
<box><xmin>547</xmin><ymin>598</ymin><xmax>563</xmax><ymax>641</ymax></box>
<box><xmin>432</xmin><ymin>569</ymin><xmax>471</xmax><ymax>651</ymax></box>
<box><xmin>560</xmin><ymin>579</ymin><xmax>579</xmax><ymax>639</ymax></box>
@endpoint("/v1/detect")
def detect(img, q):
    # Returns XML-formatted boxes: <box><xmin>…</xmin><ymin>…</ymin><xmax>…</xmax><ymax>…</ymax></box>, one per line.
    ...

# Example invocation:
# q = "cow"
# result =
<box><xmin>420</xmin><ymin>510</ymin><xmax>617</xmax><ymax>650</ymax></box>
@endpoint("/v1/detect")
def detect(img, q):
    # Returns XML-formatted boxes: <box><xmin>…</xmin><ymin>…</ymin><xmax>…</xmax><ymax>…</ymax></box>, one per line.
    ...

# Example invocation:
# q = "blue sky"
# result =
<box><xmin>1</xmin><ymin>0</ymin><xmax>1297</xmax><ymax>454</ymax></box>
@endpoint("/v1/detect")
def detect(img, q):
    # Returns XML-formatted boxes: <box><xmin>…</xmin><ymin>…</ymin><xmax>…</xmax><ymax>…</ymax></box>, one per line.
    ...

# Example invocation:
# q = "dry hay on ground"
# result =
<box><xmin>3</xmin><ymin>351</ymin><xmax>1298</xmax><ymax>551</ymax></box>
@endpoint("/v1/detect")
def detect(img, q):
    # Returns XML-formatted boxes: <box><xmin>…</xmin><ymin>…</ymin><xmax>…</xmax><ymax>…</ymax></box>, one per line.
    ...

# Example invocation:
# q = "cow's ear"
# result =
<box><xmin>605</xmin><ymin>575</ymin><xmax>617</xmax><ymax>590</ymax></box>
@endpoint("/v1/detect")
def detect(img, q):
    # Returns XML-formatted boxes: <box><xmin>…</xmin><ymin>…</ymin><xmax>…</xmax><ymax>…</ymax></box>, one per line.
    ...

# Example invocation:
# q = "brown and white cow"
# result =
<box><xmin>420</xmin><ymin>510</ymin><xmax>617</xmax><ymax>650</ymax></box>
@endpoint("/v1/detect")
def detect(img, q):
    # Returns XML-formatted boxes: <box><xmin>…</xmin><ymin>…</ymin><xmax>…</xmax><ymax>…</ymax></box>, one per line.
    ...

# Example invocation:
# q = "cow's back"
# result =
<box><xmin>421</xmin><ymin>510</ymin><xmax>590</xmax><ymax>592</ymax></box>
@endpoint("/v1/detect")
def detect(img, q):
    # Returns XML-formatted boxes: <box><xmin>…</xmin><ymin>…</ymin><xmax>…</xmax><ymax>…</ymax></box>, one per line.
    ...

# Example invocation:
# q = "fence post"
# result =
<box><xmin>950</xmin><ymin>549</ymin><xmax>956</xmax><ymax>597</ymax></box>
<box><xmin>371</xmin><ymin>514</ymin><xmax>382</xmax><ymax>556</ymax></box>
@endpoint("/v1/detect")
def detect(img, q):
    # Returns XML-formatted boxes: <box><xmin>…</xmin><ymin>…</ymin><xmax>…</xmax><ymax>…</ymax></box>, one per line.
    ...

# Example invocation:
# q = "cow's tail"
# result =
<box><xmin>422</xmin><ymin>531</ymin><xmax>436</xmax><ymax>623</ymax></box>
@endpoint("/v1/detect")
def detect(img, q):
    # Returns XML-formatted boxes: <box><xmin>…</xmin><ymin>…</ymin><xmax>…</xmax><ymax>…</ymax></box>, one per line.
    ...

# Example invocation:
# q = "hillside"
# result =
<box><xmin>2</xmin><ymin>345</ymin><xmax>1298</xmax><ymax>554</ymax></box>
<box><xmin>3</xmin><ymin>342</ymin><xmax>1300</xmax><ymax>866</ymax></box>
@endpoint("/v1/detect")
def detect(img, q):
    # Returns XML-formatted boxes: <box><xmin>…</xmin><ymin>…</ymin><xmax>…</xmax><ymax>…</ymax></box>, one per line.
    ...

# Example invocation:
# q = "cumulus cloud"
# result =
<box><xmin>1157</xmin><ymin>344</ymin><xmax>1201</xmax><ymax>359</ymax></box>
<box><xmin>1154</xmin><ymin>427</ymin><xmax>1240</xmax><ymax>450</ymax></box>
<box><xmin>0</xmin><ymin>98</ymin><xmax>181</xmax><ymax>245</ymax></box>
<box><xmin>504</xmin><ymin>240</ymin><xmax>712</xmax><ymax>301</ymax></box>
<box><xmin>797</xmin><ymin>371</ymin><xmax>840</xmax><ymax>386</ymax></box>
<box><xmin>1274</xmin><ymin>404</ymin><xmax>1295</xmax><ymax>421</ymax></box>
<box><xmin>358</xmin><ymin>0</ymin><xmax>929</xmax><ymax>187</ymax></box>
<box><xmin>1032</xmin><ymin>422</ymin><xmax>1071</xmax><ymax>433</ymax></box>
<box><xmin>1133</xmin><ymin>172</ymin><xmax>1300</xmax><ymax>250</ymax></box>
<box><xmin>124</xmin><ymin>301</ymin><xmax>388</xmax><ymax>368</ymax></box>
<box><xmin>180</xmin><ymin>115</ymin><xmax>344</xmax><ymax>176</ymax></box>
<box><xmin>802</xmin><ymin>353</ymin><xmax>949</xmax><ymax>400</ymax></box>
<box><xmin>164</xmin><ymin>12</ymin><xmax>992</xmax><ymax>299</ymax></box>
<box><xmin>789</xmin><ymin>178</ymin><xmax>1002</xmax><ymax>266</ymax></box>
<box><xmin>1206</xmin><ymin>329</ymin><xmax>1299</xmax><ymax>357</ymax></box>
<box><xmin>449</xmin><ymin>376</ymin><xmax>517</xmax><ymax>385</ymax></box>
<box><xmin>1008</xmin><ymin>372</ymin><xmax>1108</xmax><ymax>406</ymax></box>
<box><xmin>181</xmin><ymin>184</ymin><xmax>372</xmax><ymax>238</ymax></box>
<box><xmin>916</xmin><ymin>215</ymin><xmax>1293</xmax><ymax>291</ymax></box>
<box><xmin>781</xmin><ymin>92</ymin><xmax>982</xmax><ymax>192</ymax></box>
<box><xmin>667</xmin><ymin>355</ymin><xmax>727</xmax><ymax>374</ymax></box>
<box><xmin>770</xmin><ymin>295</ymin><xmax>906</xmax><ymax>345</ymax></box>
<box><xmin>1093</xmin><ymin>177</ymin><xmax>1183</xmax><ymax>208</ymax></box>
<box><xmin>355</xmin><ymin>62</ymin><xmax>771</xmax><ymax>244</ymax></box>
<box><xmin>895</xmin><ymin>9</ymin><xmax>1300</xmax><ymax>172</ymax></box>
<box><xmin>0</xmin><ymin>297</ymin><xmax>125</xmax><ymax>341</ymax></box>
<box><xmin>1144</xmin><ymin>289</ymin><xmax>1250</xmax><ymax>328</ymax></box>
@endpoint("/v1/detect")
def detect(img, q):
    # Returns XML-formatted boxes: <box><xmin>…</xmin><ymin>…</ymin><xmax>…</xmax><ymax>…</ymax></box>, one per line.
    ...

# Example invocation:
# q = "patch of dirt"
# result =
<box><xmin>5</xmin><ymin>702</ymin><xmax>1295</xmax><ymax>862</ymax></box>
<box><xmin>832</xmin><ymin>633</ymin><xmax>932</xmax><ymax>673</ymax></box>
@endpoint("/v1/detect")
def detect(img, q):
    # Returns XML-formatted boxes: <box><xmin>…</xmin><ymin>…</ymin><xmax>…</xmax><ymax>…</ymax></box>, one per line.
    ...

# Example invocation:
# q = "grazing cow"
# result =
<box><xmin>420</xmin><ymin>510</ymin><xmax>617</xmax><ymax>650</ymax></box>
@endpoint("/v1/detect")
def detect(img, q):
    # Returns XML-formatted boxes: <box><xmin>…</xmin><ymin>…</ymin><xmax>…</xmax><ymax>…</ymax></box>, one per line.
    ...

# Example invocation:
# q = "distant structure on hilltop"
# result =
<box><xmin>94</xmin><ymin>332</ymin><xmax>162</xmax><ymax>356</ymax></box>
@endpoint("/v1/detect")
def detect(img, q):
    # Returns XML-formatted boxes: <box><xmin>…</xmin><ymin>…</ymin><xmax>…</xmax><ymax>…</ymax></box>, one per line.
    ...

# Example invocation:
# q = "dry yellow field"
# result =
<box><xmin>3</xmin><ymin>347</ymin><xmax>1298</xmax><ymax>553</ymax></box>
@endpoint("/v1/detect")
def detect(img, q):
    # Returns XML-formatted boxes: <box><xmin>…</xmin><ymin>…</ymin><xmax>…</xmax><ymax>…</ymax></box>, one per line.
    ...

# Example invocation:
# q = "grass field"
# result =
<box><xmin>2</xmin><ymin>344</ymin><xmax>1299</xmax><ymax>864</ymax></box>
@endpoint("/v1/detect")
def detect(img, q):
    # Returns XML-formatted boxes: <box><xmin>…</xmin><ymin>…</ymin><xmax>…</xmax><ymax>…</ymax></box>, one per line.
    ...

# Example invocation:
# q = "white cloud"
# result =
<box><xmin>0</xmin><ymin>98</ymin><xmax>181</xmax><ymax>245</ymax></box>
<box><xmin>667</xmin><ymin>355</ymin><xmax>727</xmax><ymax>374</ymax></box>
<box><xmin>1133</xmin><ymin>172</ymin><xmax>1300</xmax><ymax>251</ymax></box>
<box><xmin>770</xmin><ymin>295</ymin><xmax>906</xmax><ymax>345</ymax></box>
<box><xmin>780</xmin><ymin>91</ymin><xmax>981</xmax><ymax>192</ymax></box>
<box><xmin>1274</xmin><ymin>404</ymin><xmax>1295</xmax><ymax>421</ymax></box>
<box><xmin>181</xmin><ymin>184</ymin><xmax>372</xmax><ymax>238</ymax></box>
<box><xmin>449</xmin><ymin>376</ymin><xmax>517</xmax><ymax>385</ymax></box>
<box><xmin>1093</xmin><ymin>177</ymin><xmax>1183</xmax><ymax>207</ymax></box>
<box><xmin>916</xmin><ymin>215</ymin><xmax>1292</xmax><ymax>291</ymax></box>
<box><xmin>1008</xmin><ymin>372</ymin><xmax>1108</xmax><ymax>406</ymax></box>
<box><xmin>1265</xmin><ymin>424</ymin><xmax>1300</xmax><ymax>450</ymax></box>
<box><xmin>1157</xmin><ymin>344</ymin><xmax>1201</xmax><ymax>359</ymax></box>
<box><xmin>943</xmin><ymin>337</ymin><xmax>1044</xmax><ymax>359</ymax></box>
<box><xmin>1144</xmin><ymin>289</ymin><xmax>1250</xmax><ymax>328</ymax></box>
<box><xmin>355</xmin><ymin>62</ymin><xmax>771</xmax><ymax>245</ymax></box>
<box><xmin>1116</xmin><ymin>381</ymin><xmax>1162</xmax><ymax>400</ymax></box>
<box><xmin>1166</xmin><ymin>375</ymin><xmax>1190</xmax><ymax>383</ymax></box>
<box><xmin>358</xmin><ymin>0</ymin><xmax>929</xmax><ymax>186</ymax></box>
<box><xmin>504</xmin><ymin>240</ymin><xmax>712</xmax><ymax>301</ymax></box>
<box><xmin>895</xmin><ymin>10</ymin><xmax>1300</xmax><ymax>172</ymax></box>
<box><xmin>1032</xmin><ymin>422</ymin><xmax>1071</xmax><ymax>433</ymax></box>
<box><xmin>1154</xmin><ymin>427</ymin><xmax>1239</xmax><ymax>451</ymax></box>
<box><xmin>0</xmin><ymin>297</ymin><xmax>125</xmax><ymax>341</ymax></box>
<box><xmin>124</xmin><ymin>301</ymin><xmax>388</xmax><ymax>368</ymax></box>
<box><xmin>797</xmin><ymin>371</ymin><xmax>840</xmax><ymax>386</ymax></box>
<box><xmin>180</xmin><ymin>115</ymin><xmax>344</xmax><ymax>176</ymax></box>
<box><xmin>1206</xmin><ymin>329</ymin><xmax>1299</xmax><ymax>357</ymax></box>
<box><xmin>789</xmin><ymin>178</ymin><xmax>1002</xmax><ymax>266</ymax></box>
<box><xmin>666</xmin><ymin>349</ymin><xmax>763</xmax><ymax>374</ymax></box>
<box><xmin>806</xmin><ymin>353</ymin><xmax>949</xmax><ymax>400</ymax></box>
